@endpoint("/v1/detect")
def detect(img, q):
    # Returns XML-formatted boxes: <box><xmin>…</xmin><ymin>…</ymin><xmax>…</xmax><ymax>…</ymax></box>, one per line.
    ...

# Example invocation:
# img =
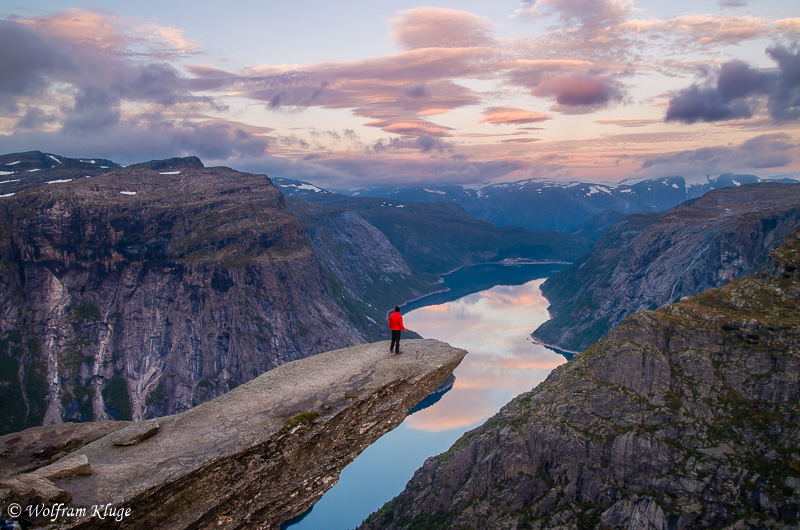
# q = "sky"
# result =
<box><xmin>1</xmin><ymin>0</ymin><xmax>800</xmax><ymax>189</ymax></box>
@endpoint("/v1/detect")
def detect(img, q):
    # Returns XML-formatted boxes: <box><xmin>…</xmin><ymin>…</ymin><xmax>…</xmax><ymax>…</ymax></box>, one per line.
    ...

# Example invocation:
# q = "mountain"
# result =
<box><xmin>533</xmin><ymin>183</ymin><xmax>800</xmax><ymax>353</ymax></box>
<box><xmin>286</xmin><ymin>199</ymin><xmax>432</xmax><ymax>340</ymax></box>
<box><xmin>276</xmin><ymin>174</ymin><xmax>797</xmax><ymax>233</ymax></box>
<box><xmin>275</xmin><ymin>183</ymin><xmax>592</xmax><ymax>280</ymax></box>
<box><xmin>362</xmin><ymin>223</ymin><xmax>800</xmax><ymax>529</ymax></box>
<box><xmin>0</xmin><ymin>160</ymin><xmax>369</xmax><ymax>432</ymax></box>
<box><xmin>0</xmin><ymin>151</ymin><xmax>590</xmax><ymax>436</ymax></box>
<box><xmin>0</xmin><ymin>151</ymin><xmax>120</xmax><ymax>195</ymax></box>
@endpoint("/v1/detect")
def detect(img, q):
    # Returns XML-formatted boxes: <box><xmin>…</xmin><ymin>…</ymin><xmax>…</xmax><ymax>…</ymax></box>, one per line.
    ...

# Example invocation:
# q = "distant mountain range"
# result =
<box><xmin>275</xmin><ymin>174</ymin><xmax>798</xmax><ymax>233</ymax></box>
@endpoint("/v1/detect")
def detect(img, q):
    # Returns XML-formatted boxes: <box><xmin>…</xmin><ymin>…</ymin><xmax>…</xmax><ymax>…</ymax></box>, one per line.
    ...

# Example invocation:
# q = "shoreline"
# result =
<box><xmin>398</xmin><ymin>259</ymin><xmax>572</xmax><ymax>312</ymax></box>
<box><xmin>529</xmin><ymin>334</ymin><xmax>582</xmax><ymax>356</ymax></box>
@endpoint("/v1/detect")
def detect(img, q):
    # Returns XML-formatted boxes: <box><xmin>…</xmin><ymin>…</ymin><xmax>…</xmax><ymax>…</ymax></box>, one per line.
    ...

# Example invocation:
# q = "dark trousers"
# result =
<box><xmin>390</xmin><ymin>330</ymin><xmax>401</xmax><ymax>353</ymax></box>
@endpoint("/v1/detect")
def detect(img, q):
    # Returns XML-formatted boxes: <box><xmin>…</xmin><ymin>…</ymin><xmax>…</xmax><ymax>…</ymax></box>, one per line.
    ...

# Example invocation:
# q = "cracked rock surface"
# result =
<box><xmin>0</xmin><ymin>339</ymin><xmax>466</xmax><ymax>529</ymax></box>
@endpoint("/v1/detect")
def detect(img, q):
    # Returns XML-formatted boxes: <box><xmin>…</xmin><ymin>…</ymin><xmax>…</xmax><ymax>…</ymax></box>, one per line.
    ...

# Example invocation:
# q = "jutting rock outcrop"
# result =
<box><xmin>363</xmin><ymin>229</ymin><xmax>800</xmax><ymax>529</ymax></box>
<box><xmin>534</xmin><ymin>182</ymin><xmax>800</xmax><ymax>352</ymax></box>
<box><xmin>0</xmin><ymin>339</ymin><xmax>467</xmax><ymax>529</ymax></box>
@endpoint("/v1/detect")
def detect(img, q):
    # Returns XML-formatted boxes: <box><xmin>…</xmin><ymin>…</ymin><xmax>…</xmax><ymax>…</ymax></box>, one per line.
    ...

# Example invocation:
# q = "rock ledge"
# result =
<box><xmin>0</xmin><ymin>339</ymin><xmax>465</xmax><ymax>529</ymax></box>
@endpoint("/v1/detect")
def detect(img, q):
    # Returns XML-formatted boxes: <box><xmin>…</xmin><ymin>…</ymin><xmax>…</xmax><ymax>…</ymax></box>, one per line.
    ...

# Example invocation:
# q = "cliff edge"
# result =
<box><xmin>0</xmin><ymin>339</ymin><xmax>467</xmax><ymax>529</ymax></box>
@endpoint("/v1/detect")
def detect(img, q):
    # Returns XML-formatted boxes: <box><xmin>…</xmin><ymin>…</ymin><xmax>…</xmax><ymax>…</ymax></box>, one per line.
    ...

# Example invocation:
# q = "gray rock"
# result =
<box><xmin>2</xmin><ymin>339</ymin><xmax>466</xmax><ymax>529</ymax></box>
<box><xmin>109</xmin><ymin>421</ymin><xmax>159</xmax><ymax>446</ymax></box>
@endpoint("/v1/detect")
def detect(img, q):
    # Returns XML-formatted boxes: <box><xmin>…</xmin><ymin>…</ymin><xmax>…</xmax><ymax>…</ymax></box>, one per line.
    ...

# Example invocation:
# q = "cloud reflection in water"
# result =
<box><xmin>403</xmin><ymin>279</ymin><xmax>565</xmax><ymax>432</ymax></box>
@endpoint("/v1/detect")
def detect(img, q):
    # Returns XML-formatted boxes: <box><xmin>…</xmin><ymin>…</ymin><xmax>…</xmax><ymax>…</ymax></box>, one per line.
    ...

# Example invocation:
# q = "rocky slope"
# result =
<box><xmin>361</xmin><ymin>226</ymin><xmax>800</xmax><ymax>529</ymax></box>
<box><xmin>0</xmin><ymin>162</ymin><xmax>366</xmax><ymax>432</ymax></box>
<box><xmin>534</xmin><ymin>183</ymin><xmax>800</xmax><ymax>352</ymax></box>
<box><xmin>0</xmin><ymin>339</ymin><xmax>467</xmax><ymax>529</ymax></box>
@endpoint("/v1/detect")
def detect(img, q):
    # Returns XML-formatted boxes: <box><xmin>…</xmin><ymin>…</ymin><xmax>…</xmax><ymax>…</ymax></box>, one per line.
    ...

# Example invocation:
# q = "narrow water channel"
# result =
<box><xmin>286</xmin><ymin>264</ymin><xmax>568</xmax><ymax>529</ymax></box>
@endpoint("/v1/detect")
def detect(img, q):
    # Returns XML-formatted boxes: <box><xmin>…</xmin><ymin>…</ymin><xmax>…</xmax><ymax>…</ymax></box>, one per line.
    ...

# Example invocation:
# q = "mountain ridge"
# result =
<box><xmin>533</xmin><ymin>182</ymin><xmax>800</xmax><ymax>352</ymax></box>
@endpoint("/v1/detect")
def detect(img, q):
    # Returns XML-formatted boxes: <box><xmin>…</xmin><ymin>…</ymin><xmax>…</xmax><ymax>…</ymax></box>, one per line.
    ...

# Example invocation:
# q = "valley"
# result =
<box><xmin>1</xmin><ymin>150</ymin><xmax>799</xmax><ymax>529</ymax></box>
<box><xmin>0</xmin><ymin>152</ymin><xmax>587</xmax><ymax>433</ymax></box>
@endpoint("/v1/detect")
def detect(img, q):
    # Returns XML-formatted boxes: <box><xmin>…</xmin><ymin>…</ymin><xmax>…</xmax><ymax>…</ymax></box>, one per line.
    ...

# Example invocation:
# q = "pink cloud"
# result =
<box><xmin>595</xmin><ymin>119</ymin><xmax>660</xmax><ymax>127</ymax></box>
<box><xmin>623</xmin><ymin>15</ymin><xmax>770</xmax><ymax>46</ymax></box>
<box><xmin>390</xmin><ymin>7</ymin><xmax>495</xmax><ymax>50</ymax></box>
<box><xmin>530</xmin><ymin>74</ymin><xmax>625</xmax><ymax>108</ymax></box>
<box><xmin>479</xmin><ymin>106</ymin><xmax>552</xmax><ymax>125</ymax></box>
<box><xmin>18</xmin><ymin>8</ymin><xmax>127</xmax><ymax>50</ymax></box>
<box><xmin>363</xmin><ymin>118</ymin><xmax>452</xmax><ymax>137</ymax></box>
<box><xmin>501</xmin><ymin>138</ymin><xmax>540</xmax><ymax>143</ymax></box>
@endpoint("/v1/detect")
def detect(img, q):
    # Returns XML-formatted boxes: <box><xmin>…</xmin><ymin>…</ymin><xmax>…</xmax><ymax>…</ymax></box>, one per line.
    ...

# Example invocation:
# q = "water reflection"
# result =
<box><xmin>287</xmin><ymin>274</ymin><xmax>564</xmax><ymax>530</ymax></box>
<box><xmin>403</xmin><ymin>279</ymin><xmax>565</xmax><ymax>433</ymax></box>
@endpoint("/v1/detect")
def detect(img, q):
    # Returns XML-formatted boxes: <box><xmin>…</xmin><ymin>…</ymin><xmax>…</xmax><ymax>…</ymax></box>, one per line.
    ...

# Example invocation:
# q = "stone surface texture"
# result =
<box><xmin>1</xmin><ymin>339</ymin><xmax>466</xmax><ymax>529</ymax></box>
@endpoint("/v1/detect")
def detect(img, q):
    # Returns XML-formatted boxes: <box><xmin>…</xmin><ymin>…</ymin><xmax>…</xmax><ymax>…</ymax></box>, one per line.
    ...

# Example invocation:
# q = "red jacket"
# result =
<box><xmin>388</xmin><ymin>311</ymin><xmax>406</xmax><ymax>331</ymax></box>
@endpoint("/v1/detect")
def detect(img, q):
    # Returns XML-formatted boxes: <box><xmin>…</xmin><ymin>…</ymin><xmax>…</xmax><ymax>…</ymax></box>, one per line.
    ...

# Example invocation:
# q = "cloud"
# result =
<box><xmin>17</xmin><ymin>8</ymin><xmax>128</xmax><ymax>49</ymax></box>
<box><xmin>237</xmin><ymin>151</ymin><xmax>527</xmax><ymax>189</ymax></box>
<box><xmin>235</xmin><ymin>52</ymin><xmax>487</xmax><ymax>120</ymax></box>
<box><xmin>0</xmin><ymin>20</ymin><xmax>72</xmax><ymax>105</ymax></box>
<box><xmin>595</xmin><ymin>118</ymin><xmax>659</xmax><ymax>127</ymax></box>
<box><xmin>390</xmin><ymin>7</ymin><xmax>495</xmax><ymax>49</ymax></box>
<box><xmin>14</xmin><ymin>108</ymin><xmax>56</xmax><ymax>130</ymax></box>
<box><xmin>363</xmin><ymin>118</ymin><xmax>452</xmax><ymax>137</ymax></box>
<box><xmin>479</xmin><ymin>106</ymin><xmax>552</xmax><ymax>125</ymax></box>
<box><xmin>767</xmin><ymin>45</ymin><xmax>800</xmax><ymax>121</ymax></box>
<box><xmin>666</xmin><ymin>45</ymin><xmax>800</xmax><ymax>123</ymax></box>
<box><xmin>638</xmin><ymin>133</ymin><xmax>796</xmax><ymax>177</ymax></box>
<box><xmin>665</xmin><ymin>85</ymin><xmax>754</xmax><ymax>123</ymax></box>
<box><xmin>415</xmin><ymin>134</ymin><xmax>444</xmax><ymax>153</ymax></box>
<box><xmin>0</xmin><ymin>11</ymin><xmax>210</xmax><ymax>133</ymax></box>
<box><xmin>0</xmin><ymin>117</ymin><xmax>268</xmax><ymax>164</ymax></box>
<box><xmin>776</xmin><ymin>18</ymin><xmax>800</xmax><ymax>36</ymax></box>
<box><xmin>530</xmin><ymin>74</ymin><xmax>625</xmax><ymax>108</ymax></box>
<box><xmin>62</xmin><ymin>85</ymin><xmax>121</xmax><ymax>132</ymax></box>
<box><xmin>623</xmin><ymin>15</ymin><xmax>770</xmax><ymax>47</ymax></box>
<box><xmin>517</xmin><ymin>0</ymin><xmax>631</xmax><ymax>39</ymax></box>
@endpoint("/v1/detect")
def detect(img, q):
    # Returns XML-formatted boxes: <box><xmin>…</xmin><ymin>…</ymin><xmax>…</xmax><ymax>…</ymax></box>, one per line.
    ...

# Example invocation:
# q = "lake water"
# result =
<box><xmin>285</xmin><ymin>263</ymin><xmax>568</xmax><ymax>529</ymax></box>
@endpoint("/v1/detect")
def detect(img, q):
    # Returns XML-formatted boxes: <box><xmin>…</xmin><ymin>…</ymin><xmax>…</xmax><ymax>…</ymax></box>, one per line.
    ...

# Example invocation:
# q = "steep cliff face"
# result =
<box><xmin>362</xmin><ymin>228</ymin><xmax>800</xmax><ymax>529</ymax></box>
<box><xmin>534</xmin><ymin>183</ymin><xmax>800</xmax><ymax>352</ymax></box>
<box><xmin>288</xmin><ymin>199</ymin><xmax>432</xmax><ymax>340</ymax></box>
<box><xmin>0</xmin><ymin>164</ymin><xmax>365</xmax><ymax>432</ymax></box>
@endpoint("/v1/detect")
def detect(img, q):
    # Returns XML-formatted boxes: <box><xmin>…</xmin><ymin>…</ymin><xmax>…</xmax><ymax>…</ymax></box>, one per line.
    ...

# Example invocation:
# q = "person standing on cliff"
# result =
<box><xmin>388</xmin><ymin>306</ymin><xmax>406</xmax><ymax>354</ymax></box>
